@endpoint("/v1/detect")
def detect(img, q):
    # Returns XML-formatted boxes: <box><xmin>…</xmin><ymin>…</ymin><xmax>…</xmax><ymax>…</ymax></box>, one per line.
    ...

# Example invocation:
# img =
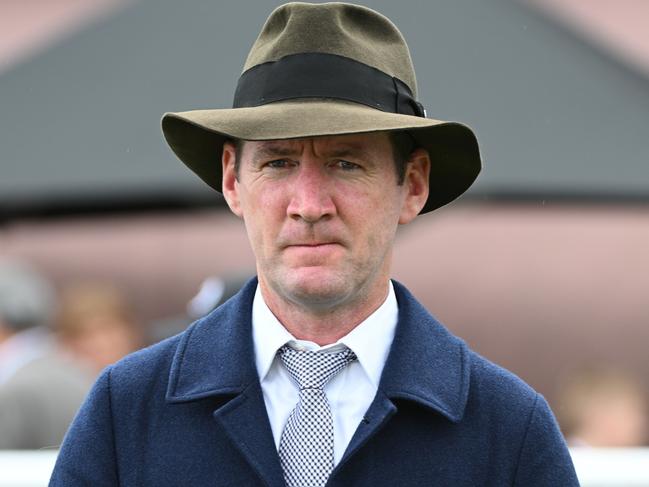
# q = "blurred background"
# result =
<box><xmin>1</xmin><ymin>0</ymin><xmax>648</xmax><ymax>453</ymax></box>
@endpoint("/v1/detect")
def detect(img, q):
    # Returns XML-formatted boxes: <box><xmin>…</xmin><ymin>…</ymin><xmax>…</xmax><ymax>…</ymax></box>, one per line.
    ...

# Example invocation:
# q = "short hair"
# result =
<box><xmin>55</xmin><ymin>282</ymin><xmax>136</xmax><ymax>339</ymax></box>
<box><xmin>0</xmin><ymin>259</ymin><xmax>55</xmax><ymax>331</ymax></box>
<box><xmin>230</xmin><ymin>131</ymin><xmax>417</xmax><ymax>185</ymax></box>
<box><xmin>390</xmin><ymin>130</ymin><xmax>417</xmax><ymax>185</ymax></box>
<box><xmin>232</xmin><ymin>138</ymin><xmax>245</xmax><ymax>177</ymax></box>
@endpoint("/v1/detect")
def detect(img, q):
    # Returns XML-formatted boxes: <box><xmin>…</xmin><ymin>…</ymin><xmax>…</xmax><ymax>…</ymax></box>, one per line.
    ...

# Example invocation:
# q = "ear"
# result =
<box><xmin>221</xmin><ymin>141</ymin><xmax>243</xmax><ymax>218</ymax></box>
<box><xmin>399</xmin><ymin>148</ymin><xmax>431</xmax><ymax>224</ymax></box>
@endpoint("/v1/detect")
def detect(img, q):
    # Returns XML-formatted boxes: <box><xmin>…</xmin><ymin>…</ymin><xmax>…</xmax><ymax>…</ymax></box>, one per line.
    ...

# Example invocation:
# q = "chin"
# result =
<box><xmin>281</xmin><ymin>269</ymin><xmax>353</xmax><ymax>310</ymax></box>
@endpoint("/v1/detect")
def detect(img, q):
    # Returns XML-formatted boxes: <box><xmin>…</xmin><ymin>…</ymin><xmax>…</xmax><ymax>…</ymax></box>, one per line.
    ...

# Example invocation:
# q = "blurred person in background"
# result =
<box><xmin>557</xmin><ymin>366</ymin><xmax>649</xmax><ymax>447</ymax></box>
<box><xmin>0</xmin><ymin>259</ymin><xmax>54</xmax><ymax>384</ymax></box>
<box><xmin>55</xmin><ymin>282</ymin><xmax>144</xmax><ymax>374</ymax></box>
<box><xmin>0</xmin><ymin>259</ymin><xmax>93</xmax><ymax>449</ymax></box>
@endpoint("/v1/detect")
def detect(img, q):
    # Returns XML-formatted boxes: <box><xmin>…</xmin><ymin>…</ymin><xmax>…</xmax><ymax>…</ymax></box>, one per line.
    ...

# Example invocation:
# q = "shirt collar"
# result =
<box><xmin>252</xmin><ymin>285</ymin><xmax>295</xmax><ymax>382</ymax></box>
<box><xmin>252</xmin><ymin>281</ymin><xmax>398</xmax><ymax>388</ymax></box>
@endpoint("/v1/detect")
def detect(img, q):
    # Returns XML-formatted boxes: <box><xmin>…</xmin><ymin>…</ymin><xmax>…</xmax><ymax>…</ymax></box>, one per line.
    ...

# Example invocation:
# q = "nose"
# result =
<box><xmin>286</xmin><ymin>162</ymin><xmax>336</xmax><ymax>223</ymax></box>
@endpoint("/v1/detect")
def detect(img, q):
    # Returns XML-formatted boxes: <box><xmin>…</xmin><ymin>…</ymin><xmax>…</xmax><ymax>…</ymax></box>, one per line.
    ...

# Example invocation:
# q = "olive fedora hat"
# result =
<box><xmin>161</xmin><ymin>2</ymin><xmax>481</xmax><ymax>214</ymax></box>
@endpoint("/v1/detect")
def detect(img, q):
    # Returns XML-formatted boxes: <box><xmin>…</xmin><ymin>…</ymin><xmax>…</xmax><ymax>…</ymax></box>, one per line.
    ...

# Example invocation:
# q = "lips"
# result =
<box><xmin>278</xmin><ymin>229</ymin><xmax>346</xmax><ymax>251</ymax></box>
<box><xmin>279</xmin><ymin>234</ymin><xmax>344</xmax><ymax>249</ymax></box>
<box><xmin>284</xmin><ymin>242</ymin><xmax>341</xmax><ymax>253</ymax></box>
<box><xmin>288</xmin><ymin>242</ymin><xmax>336</xmax><ymax>247</ymax></box>
<box><xmin>283</xmin><ymin>242</ymin><xmax>343</xmax><ymax>258</ymax></box>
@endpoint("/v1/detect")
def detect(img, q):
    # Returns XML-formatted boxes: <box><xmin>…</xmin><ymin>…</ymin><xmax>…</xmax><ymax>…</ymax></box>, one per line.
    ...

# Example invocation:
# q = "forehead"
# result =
<box><xmin>241</xmin><ymin>132</ymin><xmax>392</xmax><ymax>158</ymax></box>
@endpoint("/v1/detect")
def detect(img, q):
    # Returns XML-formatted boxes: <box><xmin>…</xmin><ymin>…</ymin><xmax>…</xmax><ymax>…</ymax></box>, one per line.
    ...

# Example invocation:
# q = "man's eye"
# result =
<box><xmin>336</xmin><ymin>160</ymin><xmax>361</xmax><ymax>171</ymax></box>
<box><xmin>266</xmin><ymin>159</ymin><xmax>291</xmax><ymax>169</ymax></box>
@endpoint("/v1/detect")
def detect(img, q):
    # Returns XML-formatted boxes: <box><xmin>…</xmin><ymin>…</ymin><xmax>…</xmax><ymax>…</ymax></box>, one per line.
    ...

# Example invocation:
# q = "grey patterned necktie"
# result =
<box><xmin>277</xmin><ymin>345</ymin><xmax>357</xmax><ymax>487</ymax></box>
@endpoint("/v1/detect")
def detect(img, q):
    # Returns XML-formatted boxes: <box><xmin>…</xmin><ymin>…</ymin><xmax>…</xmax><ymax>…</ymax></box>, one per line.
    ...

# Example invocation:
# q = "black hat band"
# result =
<box><xmin>233</xmin><ymin>52</ymin><xmax>426</xmax><ymax>118</ymax></box>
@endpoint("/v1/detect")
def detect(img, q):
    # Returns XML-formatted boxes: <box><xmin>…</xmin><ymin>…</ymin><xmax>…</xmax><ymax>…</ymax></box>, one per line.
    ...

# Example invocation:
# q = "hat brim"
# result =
<box><xmin>161</xmin><ymin>99</ymin><xmax>481</xmax><ymax>214</ymax></box>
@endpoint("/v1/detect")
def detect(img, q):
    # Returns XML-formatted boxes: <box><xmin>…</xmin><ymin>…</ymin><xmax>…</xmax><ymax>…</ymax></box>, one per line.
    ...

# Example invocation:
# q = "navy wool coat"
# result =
<box><xmin>50</xmin><ymin>279</ymin><xmax>579</xmax><ymax>486</ymax></box>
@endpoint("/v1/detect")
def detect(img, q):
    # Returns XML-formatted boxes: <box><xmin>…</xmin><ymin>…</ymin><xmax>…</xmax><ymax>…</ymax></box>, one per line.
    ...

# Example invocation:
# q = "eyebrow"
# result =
<box><xmin>249</xmin><ymin>144</ymin><xmax>299</xmax><ymax>164</ymax></box>
<box><xmin>250</xmin><ymin>141</ymin><xmax>368</xmax><ymax>161</ymax></box>
<box><xmin>326</xmin><ymin>145</ymin><xmax>366</xmax><ymax>159</ymax></box>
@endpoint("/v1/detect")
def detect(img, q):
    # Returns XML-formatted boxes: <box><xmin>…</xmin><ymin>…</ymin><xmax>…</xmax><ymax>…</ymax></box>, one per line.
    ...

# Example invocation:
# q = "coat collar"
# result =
<box><xmin>166</xmin><ymin>277</ymin><xmax>470</xmax><ymax>423</ymax></box>
<box><xmin>380</xmin><ymin>280</ymin><xmax>470</xmax><ymax>423</ymax></box>
<box><xmin>166</xmin><ymin>277</ymin><xmax>259</xmax><ymax>402</ymax></box>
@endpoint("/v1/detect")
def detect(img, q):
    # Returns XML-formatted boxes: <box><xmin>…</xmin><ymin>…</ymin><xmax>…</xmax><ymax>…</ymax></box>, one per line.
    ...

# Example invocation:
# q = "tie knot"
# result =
<box><xmin>278</xmin><ymin>346</ymin><xmax>357</xmax><ymax>390</ymax></box>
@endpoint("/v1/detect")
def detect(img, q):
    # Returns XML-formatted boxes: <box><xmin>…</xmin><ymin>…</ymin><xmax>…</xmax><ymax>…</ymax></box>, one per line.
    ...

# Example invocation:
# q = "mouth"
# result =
<box><xmin>286</xmin><ymin>242</ymin><xmax>340</xmax><ymax>248</ymax></box>
<box><xmin>283</xmin><ymin>242</ymin><xmax>343</xmax><ymax>256</ymax></box>
<box><xmin>281</xmin><ymin>241</ymin><xmax>345</xmax><ymax>266</ymax></box>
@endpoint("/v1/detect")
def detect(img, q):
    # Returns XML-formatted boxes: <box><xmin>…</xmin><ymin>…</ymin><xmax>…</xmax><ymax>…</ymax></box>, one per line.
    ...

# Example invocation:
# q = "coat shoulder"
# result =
<box><xmin>467</xmin><ymin>349</ymin><xmax>538</xmax><ymax>412</ymax></box>
<box><xmin>106</xmin><ymin>317</ymin><xmax>202</xmax><ymax>396</ymax></box>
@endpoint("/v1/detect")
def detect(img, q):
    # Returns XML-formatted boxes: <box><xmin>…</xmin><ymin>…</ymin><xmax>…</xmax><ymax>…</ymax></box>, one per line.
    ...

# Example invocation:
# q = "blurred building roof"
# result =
<box><xmin>527</xmin><ymin>0</ymin><xmax>649</xmax><ymax>77</ymax></box>
<box><xmin>0</xmin><ymin>0</ymin><xmax>130</xmax><ymax>75</ymax></box>
<box><xmin>1</xmin><ymin>0</ymin><xmax>649</xmax><ymax>217</ymax></box>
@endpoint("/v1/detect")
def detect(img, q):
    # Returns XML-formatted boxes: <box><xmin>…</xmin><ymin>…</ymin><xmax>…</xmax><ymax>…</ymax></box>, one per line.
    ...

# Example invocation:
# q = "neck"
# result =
<box><xmin>259</xmin><ymin>279</ymin><xmax>390</xmax><ymax>346</ymax></box>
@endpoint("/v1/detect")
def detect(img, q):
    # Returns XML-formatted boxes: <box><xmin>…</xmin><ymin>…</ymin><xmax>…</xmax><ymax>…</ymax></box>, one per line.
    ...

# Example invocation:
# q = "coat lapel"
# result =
<box><xmin>211</xmin><ymin>380</ymin><xmax>285</xmax><ymax>487</ymax></box>
<box><xmin>380</xmin><ymin>280</ymin><xmax>470</xmax><ymax>422</ymax></box>
<box><xmin>337</xmin><ymin>280</ymin><xmax>471</xmax><ymax>469</ymax></box>
<box><xmin>165</xmin><ymin>278</ymin><xmax>285</xmax><ymax>487</ymax></box>
<box><xmin>334</xmin><ymin>388</ymin><xmax>397</xmax><ymax>473</ymax></box>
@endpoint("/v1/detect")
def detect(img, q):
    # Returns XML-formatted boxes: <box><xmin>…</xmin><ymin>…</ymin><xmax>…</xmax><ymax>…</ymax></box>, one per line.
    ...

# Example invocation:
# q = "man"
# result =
<box><xmin>51</xmin><ymin>3</ymin><xmax>579</xmax><ymax>485</ymax></box>
<box><xmin>0</xmin><ymin>260</ymin><xmax>92</xmax><ymax>449</ymax></box>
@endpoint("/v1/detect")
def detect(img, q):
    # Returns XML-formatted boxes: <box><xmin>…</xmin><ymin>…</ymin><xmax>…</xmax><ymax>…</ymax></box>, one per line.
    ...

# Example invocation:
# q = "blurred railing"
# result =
<box><xmin>0</xmin><ymin>448</ymin><xmax>648</xmax><ymax>486</ymax></box>
<box><xmin>570</xmin><ymin>448</ymin><xmax>649</xmax><ymax>486</ymax></box>
<box><xmin>0</xmin><ymin>450</ymin><xmax>57</xmax><ymax>486</ymax></box>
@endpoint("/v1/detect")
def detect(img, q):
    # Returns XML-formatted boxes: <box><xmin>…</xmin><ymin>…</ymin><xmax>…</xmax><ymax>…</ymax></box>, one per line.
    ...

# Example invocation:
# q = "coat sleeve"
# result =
<box><xmin>49</xmin><ymin>367</ymin><xmax>119</xmax><ymax>486</ymax></box>
<box><xmin>513</xmin><ymin>394</ymin><xmax>580</xmax><ymax>486</ymax></box>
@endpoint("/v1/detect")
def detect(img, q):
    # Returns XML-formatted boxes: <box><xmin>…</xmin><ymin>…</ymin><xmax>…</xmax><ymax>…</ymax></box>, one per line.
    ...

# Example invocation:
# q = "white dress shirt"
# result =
<box><xmin>252</xmin><ymin>281</ymin><xmax>398</xmax><ymax>465</ymax></box>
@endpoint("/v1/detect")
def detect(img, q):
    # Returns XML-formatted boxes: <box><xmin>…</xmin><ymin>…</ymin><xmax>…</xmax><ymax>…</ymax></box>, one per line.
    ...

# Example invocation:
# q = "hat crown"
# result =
<box><xmin>243</xmin><ymin>2</ymin><xmax>418</xmax><ymax>97</ymax></box>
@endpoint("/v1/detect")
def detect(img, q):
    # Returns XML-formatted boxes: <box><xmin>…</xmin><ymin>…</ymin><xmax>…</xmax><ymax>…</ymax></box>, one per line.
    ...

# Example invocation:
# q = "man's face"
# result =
<box><xmin>222</xmin><ymin>132</ymin><xmax>429</xmax><ymax>315</ymax></box>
